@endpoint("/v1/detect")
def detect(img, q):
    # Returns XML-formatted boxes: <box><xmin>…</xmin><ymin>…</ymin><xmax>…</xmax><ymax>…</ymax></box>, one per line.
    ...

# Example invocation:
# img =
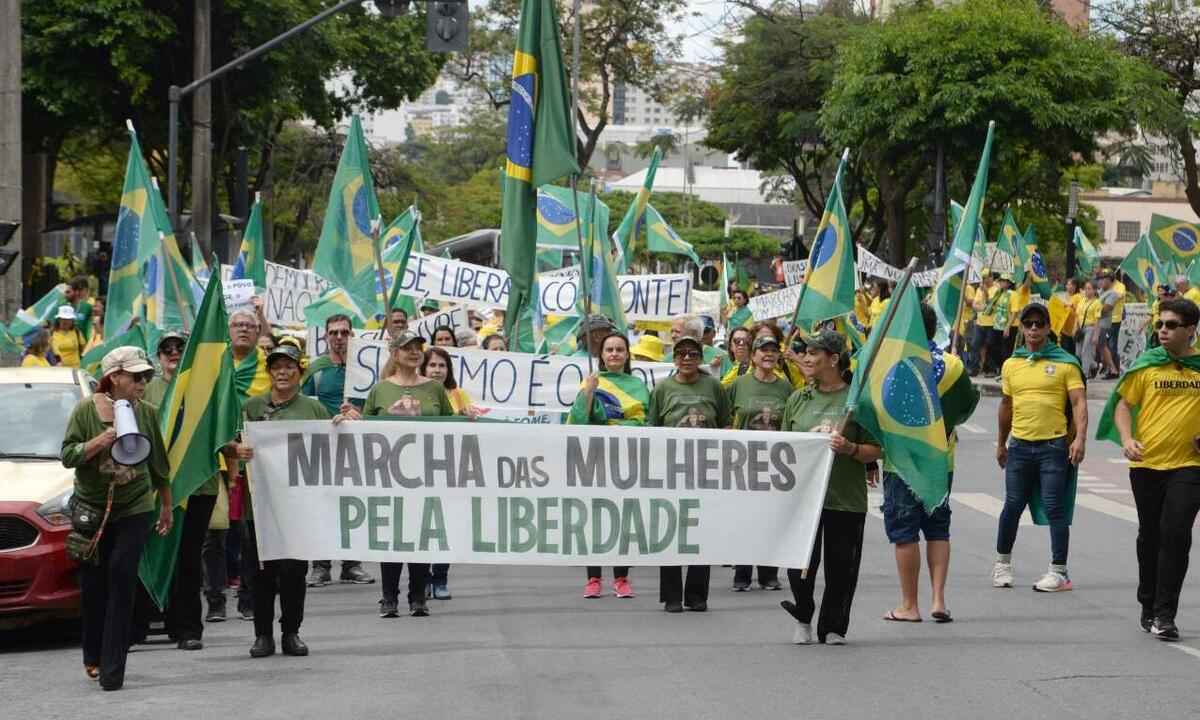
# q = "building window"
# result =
<box><xmin>1096</xmin><ymin>221</ymin><xmax>1105</xmax><ymax>241</ymax></box>
<box><xmin>1116</xmin><ymin>220</ymin><xmax>1140</xmax><ymax>244</ymax></box>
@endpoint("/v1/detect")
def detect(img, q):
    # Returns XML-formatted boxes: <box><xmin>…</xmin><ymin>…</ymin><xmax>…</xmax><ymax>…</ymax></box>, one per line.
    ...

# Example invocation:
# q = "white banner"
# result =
<box><xmin>345</xmin><ymin>339</ymin><xmax>676</xmax><ymax>409</ymax></box>
<box><xmin>782</xmin><ymin>260</ymin><xmax>806</xmax><ymax>287</ymax></box>
<box><xmin>1118</xmin><ymin>302</ymin><xmax>1150</xmax><ymax>371</ymax></box>
<box><xmin>474</xmin><ymin>407</ymin><xmax>563</xmax><ymax>424</ymax></box>
<box><xmin>394</xmin><ymin>252</ymin><xmax>690</xmax><ymax>321</ymax></box>
<box><xmin>855</xmin><ymin>244</ymin><xmax>939</xmax><ymax>287</ymax></box>
<box><xmin>221</xmin><ymin>260</ymin><xmax>330</xmax><ymax>327</ymax></box>
<box><xmin>307</xmin><ymin>327</ymin><xmax>386</xmax><ymax>360</ymax></box>
<box><xmin>410</xmin><ymin>304</ymin><xmax>470</xmax><ymax>343</ymax></box>
<box><xmin>749</xmin><ymin>284</ymin><xmax>803</xmax><ymax>321</ymax></box>
<box><xmin>244</xmin><ymin>420</ymin><xmax>833</xmax><ymax>567</ymax></box>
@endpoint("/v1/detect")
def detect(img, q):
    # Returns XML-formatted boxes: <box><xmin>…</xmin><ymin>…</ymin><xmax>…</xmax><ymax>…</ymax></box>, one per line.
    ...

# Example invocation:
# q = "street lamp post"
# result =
<box><xmin>1065</xmin><ymin>181</ymin><xmax>1080</xmax><ymax>281</ymax></box>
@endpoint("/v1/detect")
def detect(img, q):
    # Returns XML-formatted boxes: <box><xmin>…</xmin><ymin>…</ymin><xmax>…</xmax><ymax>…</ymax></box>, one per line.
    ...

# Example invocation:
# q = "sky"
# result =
<box><xmin>679</xmin><ymin>0</ymin><xmax>734</xmax><ymax>64</ymax></box>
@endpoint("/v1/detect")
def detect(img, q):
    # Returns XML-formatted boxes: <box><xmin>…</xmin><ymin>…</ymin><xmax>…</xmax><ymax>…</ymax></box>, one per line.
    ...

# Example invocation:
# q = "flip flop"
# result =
<box><xmin>931</xmin><ymin>611</ymin><xmax>954</xmax><ymax>624</ymax></box>
<box><xmin>883</xmin><ymin>610</ymin><xmax>922</xmax><ymax>623</ymax></box>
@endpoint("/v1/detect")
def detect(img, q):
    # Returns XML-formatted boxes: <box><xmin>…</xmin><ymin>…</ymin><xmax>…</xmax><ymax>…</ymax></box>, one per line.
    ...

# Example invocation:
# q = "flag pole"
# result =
<box><xmin>947</xmin><ymin>216</ymin><xmax>983</xmax><ymax>356</ymax></box>
<box><xmin>371</xmin><ymin>215</ymin><xmax>389</xmax><ymax>318</ymax></box>
<box><xmin>837</xmin><ymin>257</ymin><xmax>919</xmax><ymax>432</ymax></box>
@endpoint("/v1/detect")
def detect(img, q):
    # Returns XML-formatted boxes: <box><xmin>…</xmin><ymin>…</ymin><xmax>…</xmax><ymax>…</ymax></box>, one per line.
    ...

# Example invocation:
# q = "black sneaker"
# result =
<box><xmin>206</xmin><ymin>603</ymin><xmax>226</xmax><ymax>623</ymax></box>
<box><xmin>760</xmin><ymin>579</ymin><xmax>783</xmax><ymax>591</ymax></box>
<box><xmin>732</xmin><ymin>581</ymin><xmax>750</xmax><ymax>592</ymax></box>
<box><xmin>409</xmin><ymin>599</ymin><xmax>430</xmax><ymax>617</ymax></box>
<box><xmin>664</xmin><ymin>601</ymin><xmax>683</xmax><ymax>613</ymax></box>
<box><xmin>1140</xmin><ymin>610</ymin><xmax>1154</xmax><ymax>633</ymax></box>
<box><xmin>685</xmin><ymin>601</ymin><xmax>708</xmax><ymax>612</ymax></box>
<box><xmin>340</xmin><ymin>565</ymin><xmax>375</xmax><ymax>584</ymax></box>
<box><xmin>239</xmin><ymin>608</ymin><xmax>254</xmax><ymax>622</ymax></box>
<box><xmin>379</xmin><ymin>596</ymin><xmax>399</xmax><ymax>618</ymax></box>
<box><xmin>1151</xmin><ymin>618</ymin><xmax>1180</xmax><ymax>641</ymax></box>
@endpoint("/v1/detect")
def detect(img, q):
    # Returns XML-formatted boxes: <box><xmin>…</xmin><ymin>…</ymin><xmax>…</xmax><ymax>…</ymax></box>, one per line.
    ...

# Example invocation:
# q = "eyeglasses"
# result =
<box><xmin>327</xmin><ymin>329</ymin><xmax>352</xmax><ymax>337</ymax></box>
<box><xmin>676</xmin><ymin>350</ymin><xmax>703</xmax><ymax>360</ymax></box>
<box><xmin>1021</xmin><ymin>319</ymin><xmax>1047</xmax><ymax>329</ymax></box>
<box><xmin>731</xmin><ymin>337</ymin><xmax>750</xmax><ymax>345</ymax></box>
<box><xmin>229</xmin><ymin>322</ymin><xmax>257</xmax><ymax>330</ymax></box>
<box><xmin>129</xmin><ymin>371</ymin><xmax>153</xmax><ymax>384</ymax></box>
<box><xmin>1155</xmin><ymin>319</ymin><xmax>1192</xmax><ymax>331</ymax></box>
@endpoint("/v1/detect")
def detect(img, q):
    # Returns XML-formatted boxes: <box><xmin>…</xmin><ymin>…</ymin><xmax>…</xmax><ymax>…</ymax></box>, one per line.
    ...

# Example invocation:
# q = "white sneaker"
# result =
<box><xmin>992</xmin><ymin>560</ymin><xmax>1014</xmax><ymax>588</ymax></box>
<box><xmin>1033</xmin><ymin>570</ymin><xmax>1073</xmax><ymax>593</ymax></box>
<box><xmin>792</xmin><ymin>622</ymin><xmax>813</xmax><ymax>645</ymax></box>
<box><xmin>825</xmin><ymin>633</ymin><xmax>846</xmax><ymax>645</ymax></box>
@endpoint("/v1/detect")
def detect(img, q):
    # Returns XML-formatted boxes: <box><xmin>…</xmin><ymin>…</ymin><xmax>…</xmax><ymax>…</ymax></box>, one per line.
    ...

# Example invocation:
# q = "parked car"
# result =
<box><xmin>0</xmin><ymin>366</ymin><xmax>94</xmax><ymax>629</ymax></box>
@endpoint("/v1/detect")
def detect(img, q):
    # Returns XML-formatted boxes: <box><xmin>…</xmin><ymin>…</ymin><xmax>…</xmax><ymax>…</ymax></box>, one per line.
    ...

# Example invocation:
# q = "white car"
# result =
<box><xmin>0</xmin><ymin>366</ymin><xmax>94</xmax><ymax>629</ymax></box>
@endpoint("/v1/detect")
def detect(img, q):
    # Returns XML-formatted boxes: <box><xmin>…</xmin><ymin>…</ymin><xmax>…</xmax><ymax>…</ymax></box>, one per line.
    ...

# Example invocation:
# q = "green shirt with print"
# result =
<box><xmin>61</xmin><ymin>397</ymin><xmax>169</xmax><ymax>520</ymax></box>
<box><xmin>363</xmin><ymin>379</ymin><xmax>455</xmax><ymax>418</ymax></box>
<box><xmin>727</xmin><ymin>372</ymin><xmax>793</xmax><ymax>431</ymax></box>
<box><xmin>242</xmin><ymin>391</ymin><xmax>331</xmax><ymax>521</ymax></box>
<box><xmin>647</xmin><ymin>373</ymin><xmax>731</xmax><ymax>429</ymax></box>
<box><xmin>781</xmin><ymin>385</ymin><xmax>874</xmax><ymax>514</ymax></box>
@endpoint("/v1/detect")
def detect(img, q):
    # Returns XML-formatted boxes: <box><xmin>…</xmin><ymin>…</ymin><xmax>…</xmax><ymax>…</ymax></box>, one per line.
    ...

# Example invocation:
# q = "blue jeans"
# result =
<box><xmin>997</xmin><ymin>437</ymin><xmax>1070</xmax><ymax>565</ymax></box>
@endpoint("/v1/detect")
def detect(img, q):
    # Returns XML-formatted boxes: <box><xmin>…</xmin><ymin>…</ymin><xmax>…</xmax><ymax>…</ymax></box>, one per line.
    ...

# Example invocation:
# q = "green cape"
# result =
<box><xmin>1095</xmin><ymin>346</ymin><xmax>1200</xmax><ymax>446</ymax></box>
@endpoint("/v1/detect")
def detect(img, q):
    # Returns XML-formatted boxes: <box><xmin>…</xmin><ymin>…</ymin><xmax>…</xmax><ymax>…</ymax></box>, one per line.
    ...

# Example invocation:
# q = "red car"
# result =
<box><xmin>0</xmin><ymin>367</ymin><xmax>93</xmax><ymax>629</ymax></box>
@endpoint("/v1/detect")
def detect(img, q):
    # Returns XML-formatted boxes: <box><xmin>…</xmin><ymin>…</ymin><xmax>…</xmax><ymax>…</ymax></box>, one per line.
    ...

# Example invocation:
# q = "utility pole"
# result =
<box><xmin>1065</xmin><ymin>181</ymin><xmax>1080</xmax><ymax>281</ymax></box>
<box><xmin>929</xmin><ymin>140</ymin><xmax>946</xmax><ymax>256</ymax></box>
<box><xmin>191</xmin><ymin>0</ymin><xmax>213</xmax><ymax>262</ymax></box>
<box><xmin>0</xmin><ymin>0</ymin><xmax>24</xmax><ymax>325</ymax></box>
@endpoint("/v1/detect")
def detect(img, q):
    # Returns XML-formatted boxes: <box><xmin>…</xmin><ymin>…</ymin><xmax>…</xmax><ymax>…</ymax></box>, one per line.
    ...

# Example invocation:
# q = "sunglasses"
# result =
<box><xmin>1155</xmin><ymin>319</ymin><xmax>1192</xmax><ymax>331</ymax></box>
<box><xmin>327</xmin><ymin>329</ymin><xmax>352</xmax><ymax>337</ymax></box>
<box><xmin>159</xmin><ymin>343</ymin><xmax>184</xmax><ymax>355</ymax></box>
<box><xmin>676</xmin><ymin>350</ymin><xmax>703</xmax><ymax>360</ymax></box>
<box><xmin>128</xmin><ymin>370</ymin><xmax>153</xmax><ymax>383</ymax></box>
<box><xmin>1021</xmin><ymin>319</ymin><xmax>1047</xmax><ymax>329</ymax></box>
<box><xmin>731</xmin><ymin>337</ymin><xmax>750</xmax><ymax>345</ymax></box>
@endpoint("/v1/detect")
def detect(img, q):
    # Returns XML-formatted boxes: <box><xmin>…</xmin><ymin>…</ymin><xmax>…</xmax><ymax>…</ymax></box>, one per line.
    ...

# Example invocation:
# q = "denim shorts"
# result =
<box><xmin>881</xmin><ymin>472</ymin><xmax>952</xmax><ymax>544</ymax></box>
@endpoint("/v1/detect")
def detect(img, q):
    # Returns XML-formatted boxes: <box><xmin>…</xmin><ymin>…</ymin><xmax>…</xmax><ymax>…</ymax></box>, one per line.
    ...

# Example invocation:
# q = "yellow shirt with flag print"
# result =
<box><xmin>1001</xmin><ymin>355</ymin><xmax>1084</xmax><ymax>441</ymax></box>
<box><xmin>1118</xmin><ymin>361</ymin><xmax>1200</xmax><ymax>470</ymax></box>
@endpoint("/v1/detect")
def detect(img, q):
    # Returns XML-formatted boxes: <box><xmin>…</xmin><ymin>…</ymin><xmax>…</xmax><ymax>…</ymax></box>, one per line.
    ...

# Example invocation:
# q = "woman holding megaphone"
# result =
<box><xmin>61</xmin><ymin>346</ymin><xmax>172</xmax><ymax>691</ymax></box>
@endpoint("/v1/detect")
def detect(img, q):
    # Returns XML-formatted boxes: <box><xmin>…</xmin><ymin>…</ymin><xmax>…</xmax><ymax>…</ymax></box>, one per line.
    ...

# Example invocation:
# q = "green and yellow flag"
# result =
<box><xmin>612</xmin><ymin>147</ymin><xmax>661</xmax><ymax>272</ymax></box>
<box><xmin>1120</xmin><ymin>232</ymin><xmax>1170</xmax><ymax>293</ymax></box>
<box><xmin>996</xmin><ymin>208</ymin><xmax>1024</xmax><ymax>283</ymax></box>
<box><xmin>849</xmin><ymin>278</ymin><xmax>950</xmax><ymax>512</ymax></box>
<box><xmin>577</xmin><ymin>195</ymin><xmax>627</xmax><ymax>332</ymax></box>
<box><xmin>791</xmin><ymin>149</ymin><xmax>856</xmax><ymax>328</ymax></box>
<box><xmin>499</xmin><ymin>0</ymin><xmax>579</xmax><ymax>339</ymax></box>
<box><xmin>231</xmin><ymin>194</ymin><xmax>267</xmax><ymax>291</ymax></box>
<box><xmin>1148</xmin><ymin>214</ymin><xmax>1200</xmax><ymax>265</ymax></box>
<box><xmin>1074</xmin><ymin>226</ymin><xmax>1099</xmax><ymax>277</ymax></box>
<box><xmin>644</xmin><ymin>204</ymin><xmax>701</xmax><ymax>265</ymax></box>
<box><xmin>382</xmin><ymin>207</ymin><xmax>423</xmax><ymax>316</ymax></box>
<box><xmin>313</xmin><ymin>115</ymin><xmax>383</xmax><ymax>321</ymax></box>
<box><xmin>139</xmin><ymin>268</ymin><xmax>241</xmax><ymax>608</ymax></box>
<box><xmin>7</xmin><ymin>283</ymin><xmax>68</xmax><ymax>340</ymax></box>
<box><xmin>934</xmin><ymin>123</ymin><xmax>994</xmax><ymax>336</ymax></box>
<box><xmin>1023</xmin><ymin>225</ymin><xmax>1053</xmax><ymax>299</ymax></box>
<box><xmin>303</xmin><ymin>285</ymin><xmax>369</xmax><ymax>329</ymax></box>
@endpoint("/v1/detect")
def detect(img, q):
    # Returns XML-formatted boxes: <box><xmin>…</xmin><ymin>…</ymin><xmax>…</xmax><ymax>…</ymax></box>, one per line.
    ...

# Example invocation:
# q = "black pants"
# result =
<box><xmin>165</xmin><ymin>494</ymin><xmax>216</xmax><ymax>641</ymax></box>
<box><xmin>431</xmin><ymin>563</ymin><xmax>451</xmax><ymax>585</ymax></box>
<box><xmin>202</xmin><ymin>528</ymin><xmax>227</xmax><ymax>609</ymax></box>
<box><xmin>242</xmin><ymin>520</ymin><xmax>307</xmax><ymax>637</ymax></box>
<box><xmin>585</xmin><ymin>566</ymin><xmax>630</xmax><ymax>579</ymax></box>
<box><xmin>80</xmin><ymin>512</ymin><xmax>151</xmax><ymax>685</ymax></box>
<box><xmin>235</xmin><ymin>520</ymin><xmax>254</xmax><ymax>615</ymax></box>
<box><xmin>659</xmin><ymin>566</ymin><xmax>710</xmax><ymax>606</ymax></box>
<box><xmin>380</xmin><ymin>562</ymin><xmax>429</xmax><ymax>603</ymax></box>
<box><xmin>733</xmin><ymin>565</ymin><xmax>779</xmax><ymax>586</ymax></box>
<box><xmin>787</xmin><ymin>509</ymin><xmax>865</xmax><ymax>641</ymax></box>
<box><xmin>1130</xmin><ymin>467</ymin><xmax>1200</xmax><ymax>622</ymax></box>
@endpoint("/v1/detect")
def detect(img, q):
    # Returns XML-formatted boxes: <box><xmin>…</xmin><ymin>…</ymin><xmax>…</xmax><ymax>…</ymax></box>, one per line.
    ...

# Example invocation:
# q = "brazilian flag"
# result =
<box><xmin>381</xmin><ymin>207</ymin><xmax>422</xmax><ymax>316</ymax></box>
<box><xmin>1148</xmin><ymin>214</ymin><xmax>1200</xmax><ymax>264</ymax></box>
<box><xmin>1119</xmin><ymin>232</ymin><xmax>1170</xmax><ymax>294</ymax></box>
<box><xmin>566</xmin><ymin>371</ymin><xmax>650</xmax><ymax>426</ymax></box>
<box><xmin>791</xmin><ymin>150</ymin><xmax>856</xmax><ymax>328</ymax></box>
<box><xmin>231</xmin><ymin>194</ymin><xmax>267</xmax><ymax>291</ymax></box>
<box><xmin>934</xmin><ymin>122</ymin><xmax>994</xmax><ymax>336</ymax></box>
<box><xmin>611</xmin><ymin>147</ymin><xmax>661</xmax><ymax>272</ymax></box>
<box><xmin>1023</xmin><ymin>225</ymin><xmax>1053</xmax><ymax>299</ymax></box>
<box><xmin>499</xmin><ymin>0</ymin><xmax>579</xmax><ymax>339</ymax></box>
<box><xmin>1074</xmin><ymin>226</ymin><xmax>1100</xmax><ymax>277</ymax></box>
<box><xmin>644</xmin><ymin>204</ymin><xmax>702</xmax><ymax>266</ymax></box>
<box><xmin>303</xmin><ymin>285</ymin><xmax>369</xmax><ymax>329</ymax></box>
<box><xmin>849</xmin><ymin>279</ymin><xmax>950</xmax><ymax>513</ymax></box>
<box><xmin>139</xmin><ymin>268</ymin><xmax>241</xmax><ymax>608</ymax></box>
<box><xmin>996</xmin><ymin>209</ymin><xmax>1025</xmax><ymax>284</ymax></box>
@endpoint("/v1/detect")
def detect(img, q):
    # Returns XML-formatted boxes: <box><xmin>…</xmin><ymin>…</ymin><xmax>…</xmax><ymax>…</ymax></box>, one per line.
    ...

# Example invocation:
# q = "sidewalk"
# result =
<box><xmin>971</xmin><ymin>374</ymin><xmax>1117</xmax><ymax>400</ymax></box>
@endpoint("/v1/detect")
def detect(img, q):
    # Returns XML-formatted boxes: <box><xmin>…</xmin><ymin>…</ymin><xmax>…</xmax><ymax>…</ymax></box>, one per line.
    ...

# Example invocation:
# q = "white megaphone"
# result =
<box><xmin>111</xmin><ymin>399</ymin><xmax>151</xmax><ymax>466</ymax></box>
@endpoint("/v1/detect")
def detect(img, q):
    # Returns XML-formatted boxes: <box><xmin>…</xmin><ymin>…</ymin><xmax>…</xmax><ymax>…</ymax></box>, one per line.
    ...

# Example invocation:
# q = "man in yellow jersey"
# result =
<box><xmin>994</xmin><ymin>303</ymin><xmax>1088</xmax><ymax>593</ymax></box>
<box><xmin>1180</xmin><ymin>275</ymin><xmax>1200</xmax><ymax>306</ymax></box>
<box><xmin>1105</xmin><ymin>297</ymin><xmax>1200</xmax><ymax>641</ymax></box>
<box><xmin>1108</xmin><ymin>274</ymin><xmax>1127</xmax><ymax>372</ymax></box>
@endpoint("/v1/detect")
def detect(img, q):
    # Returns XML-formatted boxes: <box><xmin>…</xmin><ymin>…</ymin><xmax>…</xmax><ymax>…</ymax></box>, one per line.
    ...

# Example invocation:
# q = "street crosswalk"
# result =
<box><xmin>867</xmin><ymin>487</ymin><xmax>1138</xmax><ymax>526</ymax></box>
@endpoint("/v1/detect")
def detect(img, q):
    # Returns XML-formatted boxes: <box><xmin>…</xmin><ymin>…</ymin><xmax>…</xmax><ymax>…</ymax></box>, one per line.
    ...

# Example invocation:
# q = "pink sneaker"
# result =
<box><xmin>613</xmin><ymin>577</ymin><xmax>635</xmax><ymax>598</ymax></box>
<box><xmin>584</xmin><ymin>577</ymin><xmax>602</xmax><ymax>598</ymax></box>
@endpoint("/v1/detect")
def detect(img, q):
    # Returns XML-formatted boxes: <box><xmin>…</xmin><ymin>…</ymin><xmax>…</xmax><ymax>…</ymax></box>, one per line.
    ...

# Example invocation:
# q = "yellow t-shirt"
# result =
<box><xmin>51</xmin><ymin>329</ymin><xmax>83</xmax><ymax>368</ymax></box>
<box><xmin>1001</xmin><ymin>356</ymin><xmax>1084</xmax><ymax>441</ymax></box>
<box><xmin>1111</xmin><ymin>281</ymin><xmax>1126</xmax><ymax>323</ymax></box>
<box><xmin>1080</xmin><ymin>297</ymin><xmax>1102</xmax><ymax>327</ymax></box>
<box><xmin>1008</xmin><ymin>285</ymin><xmax>1030</xmax><ymax>328</ymax></box>
<box><xmin>868</xmin><ymin>297</ymin><xmax>889</xmax><ymax>329</ymax></box>
<box><xmin>21</xmin><ymin>354</ymin><xmax>50</xmax><ymax>368</ymax></box>
<box><xmin>1118</xmin><ymin>360</ymin><xmax>1200</xmax><ymax>470</ymax></box>
<box><xmin>973</xmin><ymin>286</ymin><xmax>998</xmax><ymax>328</ymax></box>
<box><xmin>1185</xmin><ymin>287</ymin><xmax>1200</xmax><ymax>305</ymax></box>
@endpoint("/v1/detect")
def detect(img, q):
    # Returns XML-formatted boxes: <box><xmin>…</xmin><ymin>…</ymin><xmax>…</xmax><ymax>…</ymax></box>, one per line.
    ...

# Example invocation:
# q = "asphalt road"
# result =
<box><xmin>3</xmin><ymin>395</ymin><xmax>1198</xmax><ymax>720</ymax></box>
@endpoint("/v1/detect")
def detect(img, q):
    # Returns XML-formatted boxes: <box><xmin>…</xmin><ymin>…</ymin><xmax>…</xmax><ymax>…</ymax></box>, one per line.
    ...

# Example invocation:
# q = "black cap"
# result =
<box><xmin>156</xmin><ymin>331</ymin><xmax>188</xmax><ymax>352</ymax></box>
<box><xmin>1019</xmin><ymin>303</ymin><xmax>1050</xmax><ymax>323</ymax></box>
<box><xmin>578</xmin><ymin>314</ymin><xmax>615</xmax><ymax>335</ymax></box>
<box><xmin>266</xmin><ymin>344</ymin><xmax>302</xmax><ymax>367</ymax></box>
<box><xmin>806</xmin><ymin>329</ymin><xmax>845</xmax><ymax>355</ymax></box>
<box><xmin>752</xmin><ymin>335</ymin><xmax>779</xmax><ymax>351</ymax></box>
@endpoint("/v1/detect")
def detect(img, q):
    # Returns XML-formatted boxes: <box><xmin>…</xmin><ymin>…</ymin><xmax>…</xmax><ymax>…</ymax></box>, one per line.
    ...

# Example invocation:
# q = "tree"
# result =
<box><xmin>22</xmin><ymin>0</ymin><xmax>444</xmax><ymax>236</ymax></box>
<box><xmin>1095</xmin><ymin>1</ymin><xmax>1200</xmax><ymax>218</ymax></box>
<box><xmin>820</xmin><ymin>0</ymin><xmax>1159</xmax><ymax>265</ymax></box>
<box><xmin>704</xmin><ymin>7</ymin><xmax>878</xmax><ymax>242</ymax></box>
<box><xmin>634</xmin><ymin>132</ymin><xmax>679</xmax><ymax>160</ymax></box>
<box><xmin>446</xmin><ymin>0</ymin><xmax>692</xmax><ymax>169</ymax></box>
<box><xmin>601</xmin><ymin>190</ymin><xmax>781</xmax><ymax>262</ymax></box>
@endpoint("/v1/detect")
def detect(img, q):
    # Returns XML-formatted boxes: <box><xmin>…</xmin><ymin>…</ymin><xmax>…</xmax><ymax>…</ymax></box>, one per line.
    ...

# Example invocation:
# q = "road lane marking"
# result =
<box><xmin>1107</xmin><ymin>458</ymin><xmax>1130</xmax><ymax>465</ymax></box>
<box><xmin>1079</xmin><ymin>482</ymin><xmax>1117</xmax><ymax>488</ymax></box>
<box><xmin>1169</xmin><ymin>643</ymin><xmax>1200</xmax><ymax>661</ymax></box>
<box><xmin>960</xmin><ymin>423</ymin><xmax>986</xmax><ymax>434</ymax></box>
<box><xmin>1074</xmin><ymin>493</ymin><xmax>1139</xmax><ymax>523</ymax></box>
<box><xmin>1089</xmin><ymin>488</ymin><xmax>1132</xmax><ymax>495</ymax></box>
<box><xmin>954</xmin><ymin>493</ymin><xmax>1032</xmax><ymax>525</ymax></box>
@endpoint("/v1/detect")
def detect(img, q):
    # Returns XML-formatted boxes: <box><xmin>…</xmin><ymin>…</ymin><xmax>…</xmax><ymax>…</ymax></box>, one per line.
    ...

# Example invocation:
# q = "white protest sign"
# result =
<box><xmin>782</xmin><ymin>260</ymin><xmax>806</xmax><ymax>287</ymax></box>
<box><xmin>750</xmin><ymin>284</ymin><xmax>803</xmax><ymax>321</ymax></box>
<box><xmin>221</xmin><ymin>260</ymin><xmax>330</xmax><ymax>327</ymax></box>
<box><xmin>1118</xmin><ymin>302</ymin><xmax>1150</xmax><ymax>371</ymax></box>
<box><xmin>307</xmin><ymin>327</ymin><xmax>387</xmax><ymax>360</ymax></box>
<box><xmin>855</xmin><ymin>244</ymin><xmax>939</xmax><ymax>287</ymax></box>
<box><xmin>691</xmin><ymin>290</ymin><xmax>720</xmax><ymax>321</ymax></box>
<box><xmin>410</xmin><ymin>305</ymin><xmax>469</xmax><ymax>343</ymax></box>
<box><xmin>345</xmin><ymin>339</ymin><xmax>676</xmax><ymax>410</ymax></box>
<box><xmin>223</xmin><ymin>279</ymin><xmax>256</xmax><ymax>315</ymax></box>
<box><xmin>245</xmin><ymin>420</ymin><xmax>833</xmax><ymax>567</ymax></box>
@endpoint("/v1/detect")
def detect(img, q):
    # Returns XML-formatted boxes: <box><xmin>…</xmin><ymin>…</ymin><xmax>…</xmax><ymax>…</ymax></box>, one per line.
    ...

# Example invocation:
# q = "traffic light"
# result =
<box><xmin>426</xmin><ymin>1</ymin><xmax>469</xmax><ymax>53</ymax></box>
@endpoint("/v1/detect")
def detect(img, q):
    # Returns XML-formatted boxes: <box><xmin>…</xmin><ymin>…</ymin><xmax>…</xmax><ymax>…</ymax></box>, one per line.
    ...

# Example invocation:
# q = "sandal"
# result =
<box><xmin>85</xmin><ymin>664</ymin><xmax>100</xmax><ymax>680</ymax></box>
<box><xmin>931</xmin><ymin>610</ymin><xmax>954</xmax><ymax>624</ymax></box>
<box><xmin>883</xmin><ymin>610</ymin><xmax>922</xmax><ymax>622</ymax></box>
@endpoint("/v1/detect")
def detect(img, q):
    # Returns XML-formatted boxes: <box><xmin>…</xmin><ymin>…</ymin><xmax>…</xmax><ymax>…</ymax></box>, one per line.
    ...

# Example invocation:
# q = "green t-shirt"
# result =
<box><xmin>727</xmin><ymin>372</ymin><xmax>793</xmax><ymax>431</ymax></box>
<box><xmin>781</xmin><ymin>385</ymin><xmax>873</xmax><ymax>514</ymax></box>
<box><xmin>363</xmin><ymin>379</ymin><xmax>455</xmax><ymax>419</ymax></box>
<box><xmin>991</xmin><ymin>288</ymin><xmax>1012</xmax><ymax>328</ymax></box>
<box><xmin>75</xmin><ymin>300</ymin><xmax>94</xmax><ymax>343</ymax></box>
<box><xmin>647</xmin><ymin>373</ymin><xmax>731</xmax><ymax>429</ymax></box>
<box><xmin>142</xmin><ymin>375</ymin><xmax>219</xmax><ymax>496</ymax></box>
<box><xmin>242</xmin><ymin>392</ymin><xmax>330</xmax><ymax>520</ymax></box>
<box><xmin>301</xmin><ymin>356</ymin><xmax>353</xmax><ymax>415</ymax></box>
<box><xmin>61</xmin><ymin>397</ymin><xmax>169</xmax><ymax>520</ymax></box>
